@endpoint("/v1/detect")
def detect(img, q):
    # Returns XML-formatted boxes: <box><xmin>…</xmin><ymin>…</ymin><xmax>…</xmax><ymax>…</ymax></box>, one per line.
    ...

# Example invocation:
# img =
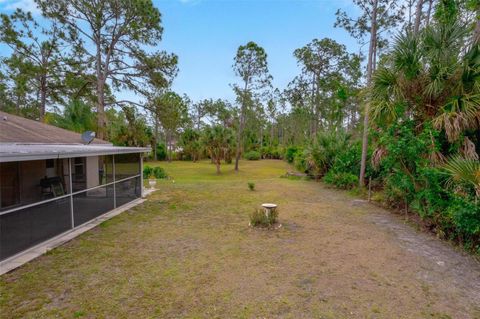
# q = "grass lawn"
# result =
<box><xmin>1</xmin><ymin>160</ymin><xmax>479</xmax><ymax>318</ymax></box>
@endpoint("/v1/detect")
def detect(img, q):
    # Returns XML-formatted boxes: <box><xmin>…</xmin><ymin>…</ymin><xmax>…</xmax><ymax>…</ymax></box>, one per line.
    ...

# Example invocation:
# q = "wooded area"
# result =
<box><xmin>0</xmin><ymin>0</ymin><xmax>479</xmax><ymax>252</ymax></box>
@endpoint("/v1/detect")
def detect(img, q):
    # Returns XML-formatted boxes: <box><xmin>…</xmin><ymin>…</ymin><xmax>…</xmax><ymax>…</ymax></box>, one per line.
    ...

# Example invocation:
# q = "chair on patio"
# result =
<box><xmin>40</xmin><ymin>176</ymin><xmax>65</xmax><ymax>199</ymax></box>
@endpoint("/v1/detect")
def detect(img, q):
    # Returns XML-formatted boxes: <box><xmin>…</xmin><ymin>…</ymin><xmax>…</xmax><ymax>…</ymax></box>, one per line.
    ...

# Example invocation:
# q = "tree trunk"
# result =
<box><xmin>235</xmin><ymin>83</ymin><xmax>249</xmax><ymax>172</ymax></box>
<box><xmin>216</xmin><ymin>158</ymin><xmax>221</xmax><ymax>174</ymax></box>
<box><xmin>426</xmin><ymin>0</ymin><xmax>433</xmax><ymax>26</ymax></box>
<box><xmin>359</xmin><ymin>0</ymin><xmax>378</xmax><ymax>187</ymax></box>
<box><xmin>270</xmin><ymin>123</ymin><xmax>274</xmax><ymax>147</ymax></box>
<box><xmin>39</xmin><ymin>75</ymin><xmax>47</xmax><ymax>122</ymax></box>
<box><xmin>313</xmin><ymin>74</ymin><xmax>320</xmax><ymax>136</ymax></box>
<box><xmin>167</xmin><ymin>131</ymin><xmax>172</xmax><ymax>162</ymax></box>
<box><xmin>260</xmin><ymin>126</ymin><xmax>263</xmax><ymax>150</ymax></box>
<box><xmin>154</xmin><ymin>118</ymin><xmax>159</xmax><ymax>161</ymax></box>
<box><xmin>414</xmin><ymin>0</ymin><xmax>424</xmax><ymax>34</ymax></box>
<box><xmin>473</xmin><ymin>10</ymin><xmax>480</xmax><ymax>44</ymax></box>
<box><xmin>95</xmin><ymin>38</ymin><xmax>106</xmax><ymax>140</ymax></box>
<box><xmin>234</xmin><ymin>114</ymin><xmax>243</xmax><ymax>171</ymax></box>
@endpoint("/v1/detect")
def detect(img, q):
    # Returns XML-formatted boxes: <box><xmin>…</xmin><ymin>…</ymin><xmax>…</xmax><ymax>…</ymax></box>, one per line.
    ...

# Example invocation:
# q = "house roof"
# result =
<box><xmin>0</xmin><ymin>111</ymin><xmax>150</xmax><ymax>162</ymax></box>
<box><xmin>0</xmin><ymin>111</ymin><xmax>109</xmax><ymax>144</ymax></box>
<box><xmin>0</xmin><ymin>143</ymin><xmax>150</xmax><ymax>162</ymax></box>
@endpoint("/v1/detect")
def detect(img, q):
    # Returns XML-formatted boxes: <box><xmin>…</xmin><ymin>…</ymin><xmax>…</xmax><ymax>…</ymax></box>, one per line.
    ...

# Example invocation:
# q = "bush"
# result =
<box><xmin>300</xmin><ymin>131</ymin><xmax>350</xmax><ymax>177</ymax></box>
<box><xmin>261</xmin><ymin>146</ymin><xmax>283</xmax><ymax>159</ymax></box>
<box><xmin>293</xmin><ymin>151</ymin><xmax>308</xmax><ymax>174</ymax></box>
<box><xmin>143</xmin><ymin>165</ymin><xmax>153</xmax><ymax>179</ymax></box>
<box><xmin>448</xmin><ymin>197</ymin><xmax>480</xmax><ymax>240</ymax></box>
<box><xmin>329</xmin><ymin>141</ymin><xmax>362</xmax><ymax>175</ymax></box>
<box><xmin>248</xmin><ymin>182</ymin><xmax>255</xmax><ymax>191</ymax></box>
<box><xmin>152</xmin><ymin>166</ymin><xmax>168</xmax><ymax>179</ymax></box>
<box><xmin>156</xmin><ymin>143</ymin><xmax>167</xmax><ymax>161</ymax></box>
<box><xmin>323</xmin><ymin>171</ymin><xmax>358</xmax><ymax>189</ymax></box>
<box><xmin>244</xmin><ymin>150</ymin><xmax>261</xmax><ymax>160</ymax></box>
<box><xmin>285</xmin><ymin>146</ymin><xmax>300</xmax><ymax>163</ymax></box>
<box><xmin>144</xmin><ymin>166</ymin><xmax>168</xmax><ymax>179</ymax></box>
<box><xmin>249</xmin><ymin>207</ymin><xmax>278</xmax><ymax>227</ymax></box>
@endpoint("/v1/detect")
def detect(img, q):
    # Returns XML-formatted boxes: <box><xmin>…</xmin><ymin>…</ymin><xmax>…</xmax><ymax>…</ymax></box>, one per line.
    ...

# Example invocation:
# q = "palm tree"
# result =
<box><xmin>443</xmin><ymin>156</ymin><xmax>480</xmax><ymax>200</ymax></box>
<box><xmin>370</xmin><ymin>21</ymin><xmax>480</xmax><ymax>149</ymax></box>
<box><xmin>303</xmin><ymin>131</ymin><xmax>350</xmax><ymax>178</ymax></box>
<box><xmin>202</xmin><ymin>125</ymin><xmax>235</xmax><ymax>174</ymax></box>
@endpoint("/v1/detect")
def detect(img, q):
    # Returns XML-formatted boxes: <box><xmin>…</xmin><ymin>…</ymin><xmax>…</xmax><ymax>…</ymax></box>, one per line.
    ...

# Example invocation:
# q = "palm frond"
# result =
<box><xmin>442</xmin><ymin>155</ymin><xmax>480</xmax><ymax>198</ymax></box>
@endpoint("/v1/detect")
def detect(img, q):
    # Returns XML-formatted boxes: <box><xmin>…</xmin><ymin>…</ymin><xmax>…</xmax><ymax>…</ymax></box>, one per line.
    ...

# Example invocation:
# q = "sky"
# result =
<box><xmin>0</xmin><ymin>0</ymin><xmax>362</xmax><ymax>103</ymax></box>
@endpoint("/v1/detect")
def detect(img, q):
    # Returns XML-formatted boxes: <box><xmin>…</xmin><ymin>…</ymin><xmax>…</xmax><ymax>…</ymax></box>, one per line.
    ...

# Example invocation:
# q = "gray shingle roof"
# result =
<box><xmin>0</xmin><ymin>111</ymin><xmax>150</xmax><ymax>162</ymax></box>
<box><xmin>0</xmin><ymin>111</ymin><xmax>108</xmax><ymax>144</ymax></box>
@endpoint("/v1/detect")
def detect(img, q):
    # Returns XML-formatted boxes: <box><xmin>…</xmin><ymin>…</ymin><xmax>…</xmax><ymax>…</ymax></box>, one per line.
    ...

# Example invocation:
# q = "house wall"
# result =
<box><xmin>86</xmin><ymin>156</ymin><xmax>99</xmax><ymax>189</ymax></box>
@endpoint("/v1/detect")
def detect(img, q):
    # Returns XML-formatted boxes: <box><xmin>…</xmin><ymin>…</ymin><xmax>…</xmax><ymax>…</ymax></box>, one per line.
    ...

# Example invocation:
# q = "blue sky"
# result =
<box><xmin>0</xmin><ymin>0</ymin><xmax>361</xmax><ymax>103</ymax></box>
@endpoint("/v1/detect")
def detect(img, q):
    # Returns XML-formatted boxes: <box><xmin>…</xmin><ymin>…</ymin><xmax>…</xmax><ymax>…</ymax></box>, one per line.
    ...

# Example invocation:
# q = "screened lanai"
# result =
<box><xmin>0</xmin><ymin>112</ymin><xmax>149</xmax><ymax>261</ymax></box>
<box><xmin>0</xmin><ymin>144</ymin><xmax>148</xmax><ymax>261</ymax></box>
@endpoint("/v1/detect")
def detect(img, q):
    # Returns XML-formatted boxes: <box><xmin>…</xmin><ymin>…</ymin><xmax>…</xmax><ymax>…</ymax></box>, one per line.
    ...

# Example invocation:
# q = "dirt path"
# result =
<box><xmin>1</xmin><ymin>160</ymin><xmax>479</xmax><ymax>318</ymax></box>
<box><xmin>366</xmin><ymin>201</ymin><xmax>480</xmax><ymax>312</ymax></box>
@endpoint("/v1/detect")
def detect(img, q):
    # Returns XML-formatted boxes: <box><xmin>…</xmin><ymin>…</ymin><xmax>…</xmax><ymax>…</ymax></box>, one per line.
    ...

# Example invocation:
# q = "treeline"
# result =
<box><xmin>0</xmin><ymin>1</ymin><xmax>363</xmax><ymax>165</ymax></box>
<box><xmin>0</xmin><ymin>0</ymin><xmax>479</xmax><ymax>251</ymax></box>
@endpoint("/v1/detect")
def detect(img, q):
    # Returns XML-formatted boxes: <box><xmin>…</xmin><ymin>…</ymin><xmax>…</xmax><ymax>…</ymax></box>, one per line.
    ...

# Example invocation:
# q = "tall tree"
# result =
<box><xmin>191</xmin><ymin>98</ymin><xmax>227</xmax><ymax>129</ymax></box>
<box><xmin>179</xmin><ymin>128</ymin><xmax>201</xmax><ymax>162</ymax></box>
<box><xmin>335</xmin><ymin>0</ymin><xmax>404</xmax><ymax>187</ymax></box>
<box><xmin>106</xmin><ymin>107</ymin><xmax>152</xmax><ymax>147</ymax></box>
<box><xmin>0</xmin><ymin>9</ymin><xmax>67</xmax><ymax>121</ymax></box>
<box><xmin>154</xmin><ymin>91</ymin><xmax>189</xmax><ymax>162</ymax></box>
<box><xmin>37</xmin><ymin>0</ymin><xmax>178</xmax><ymax>139</ymax></box>
<box><xmin>232</xmin><ymin>41</ymin><xmax>271</xmax><ymax>171</ymax></box>
<box><xmin>291</xmin><ymin>38</ymin><xmax>359</xmax><ymax>135</ymax></box>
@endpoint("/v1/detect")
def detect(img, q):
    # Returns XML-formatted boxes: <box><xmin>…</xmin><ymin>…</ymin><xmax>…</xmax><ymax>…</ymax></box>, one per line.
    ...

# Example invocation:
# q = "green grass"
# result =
<box><xmin>144</xmin><ymin>159</ymin><xmax>287</xmax><ymax>182</ymax></box>
<box><xmin>0</xmin><ymin>160</ymin><xmax>477</xmax><ymax>318</ymax></box>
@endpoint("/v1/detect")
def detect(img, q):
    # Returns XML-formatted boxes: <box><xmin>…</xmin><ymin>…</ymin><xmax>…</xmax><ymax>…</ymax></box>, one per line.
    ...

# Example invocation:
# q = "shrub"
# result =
<box><xmin>244</xmin><ymin>150</ymin><xmax>261</xmax><ymax>160</ymax></box>
<box><xmin>248</xmin><ymin>182</ymin><xmax>255</xmax><ymax>191</ymax></box>
<box><xmin>261</xmin><ymin>146</ymin><xmax>283</xmax><ymax>159</ymax></box>
<box><xmin>301</xmin><ymin>131</ymin><xmax>350</xmax><ymax>177</ymax></box>
<box><xmin>294</xmin><ymin>151</ymin><xmax>308</xmax><ymax>174</ymax></box>
<box><xmin>447</xmin><ymin>196</ymin><xmax>480</xmax><ymax>241</ymax></box>
<box><xmin>144</xmin><ymin>165</ymin><xmax>167</xmax><ymax>179</ymax></box>
<box><xmin>329</xmin><ymin>141</ymin><xmax>362</xmax><ymax>175</ymax></box>
<box><xmin>249</xmin><ymin>207</ymin><xmax>278</xmax><ymax>227</ymax></box>
<box><xmin>323</xmin><ymin>171</ymin><xmax>358</xmax><ymax>189</ymax></box>
<box><xmin>285</xmin><ymin>146</ymin><xmax>300</xmax><ymax>163</ymax></box>
<box><xmin>143</xmin><ymin>165</ymin><xmax>153</xmax><ymax>179</ymax></box>
<box><xmin>156</xmin><ymin>143</ymin><xmax>167</xmax><ymax>161</ymax></box>
<box><xmin>153</xmin><ymin>166</ymin><xmax>168</xmax><ymax>179</ymax></box>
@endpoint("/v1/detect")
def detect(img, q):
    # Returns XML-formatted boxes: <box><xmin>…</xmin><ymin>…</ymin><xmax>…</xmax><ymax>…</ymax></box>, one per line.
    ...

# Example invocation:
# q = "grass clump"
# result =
<box><xmin>248</xmin><ymin>182</ymin><xmax>255</xmax><ymax>191</ymax></box>
<box><xmin>249</xmin><ymin>207</ymin><xmax>278</xmax><ymax>227</ymax></box>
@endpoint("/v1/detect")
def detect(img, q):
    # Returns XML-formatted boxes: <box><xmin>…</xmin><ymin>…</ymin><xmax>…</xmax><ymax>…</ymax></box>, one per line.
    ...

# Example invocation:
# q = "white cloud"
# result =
<box><xmin>2</xmin><ymin>0</ymin><xmax>41</xmax><ymax>15</ymax></box>
<box><xmin>178</xmin><ymin>0</ymin><xmax>202</xmax><ymax>5</ymax></box>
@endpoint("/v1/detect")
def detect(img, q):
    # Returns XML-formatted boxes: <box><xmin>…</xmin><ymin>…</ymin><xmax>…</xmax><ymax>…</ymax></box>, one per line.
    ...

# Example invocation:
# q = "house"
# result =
<box><xmin>0</xmin><ymin>111</ymin><xmax>149</xmax><ymax>261</ymax></box>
